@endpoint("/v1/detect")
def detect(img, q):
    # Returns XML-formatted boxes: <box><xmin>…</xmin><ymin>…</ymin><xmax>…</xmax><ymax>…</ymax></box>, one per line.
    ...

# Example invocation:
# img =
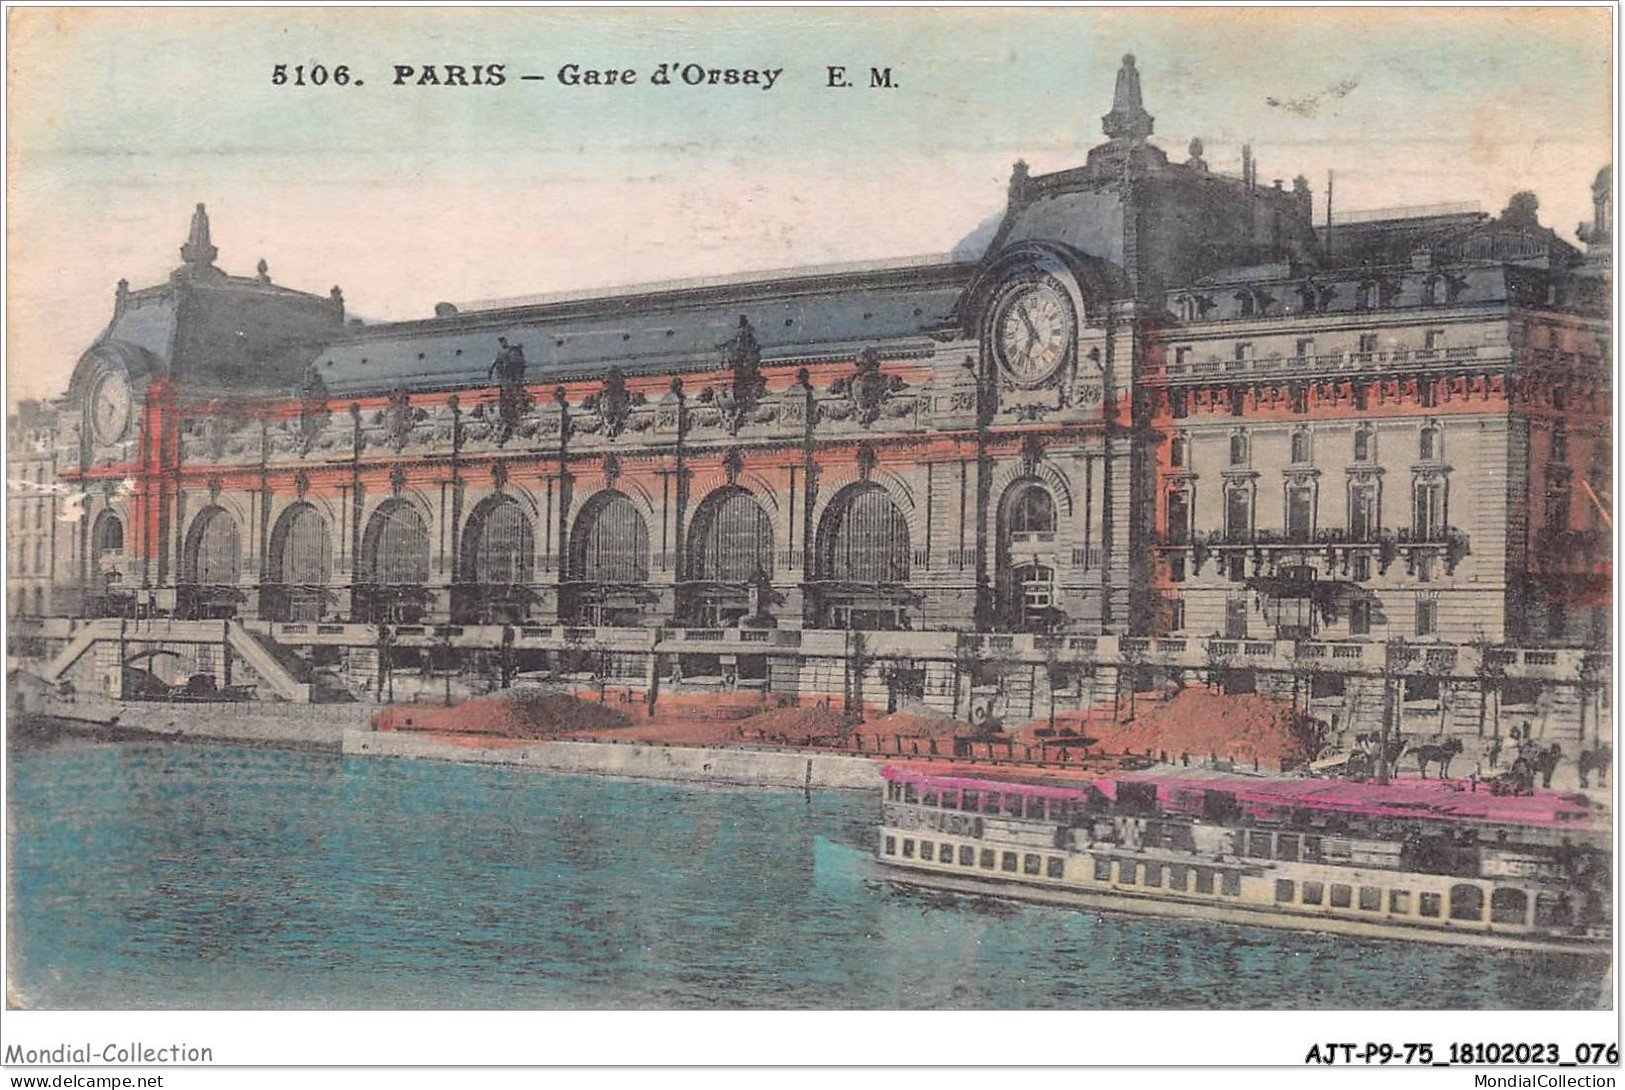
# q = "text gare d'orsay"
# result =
<box><xmin>269</xmin><ymin>62</ymin><xmax>904</xmax><ymax>92</ymax></box>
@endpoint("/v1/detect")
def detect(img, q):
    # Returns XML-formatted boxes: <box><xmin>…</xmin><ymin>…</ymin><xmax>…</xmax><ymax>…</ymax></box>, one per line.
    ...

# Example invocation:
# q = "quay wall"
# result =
<box><xmin>342</xmin><ymin>730</ymin><xmax>886</xmax><ymax>792</ymax></box>
<box><xmin>30</xmin><ymin>696</ymin><xmax>377</xmax><ymax>751</ymax></box>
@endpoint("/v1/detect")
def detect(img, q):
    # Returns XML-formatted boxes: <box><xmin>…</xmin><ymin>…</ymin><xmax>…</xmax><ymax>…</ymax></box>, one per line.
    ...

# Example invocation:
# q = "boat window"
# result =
<box><xmin>980</xmin><ymin>849</ymin><xmax>996</xmax><ymax>869</ymax></box>
<box><xmin>920</xmin><ymin>842</ymin><xmax>934</xmax><ymax>862</ymax></box>
<box><xmin>1449</xmin><ymin>884</ymin><xmax>1485</xmax><ymax>922</ymax></box>
<box><xmin>1026</xmin><ymin>796</ymin><xmax>1046</xmax><ymax>820</ymax></box>
<box><xmin>1533</xmin><ymin>892</ymin><xmax>1573</xmax><ymax>928</ymax></box>
<box><xmin>1093</xmin><ymin>856</ymin><xmax>1112</xmax><ymax>882</ymax></box>
<box><xmin>1047</xmin><ymin>857</ymin><xmax>1064</xmax><ymax>879</ymax></box>
<box><xmin>1003</xmin><ymin>795</ymin><xmax>1024</xmax><ymax>817</ymax></box>
<box><xmin>1302</xmin><ymin>836</ymin><xmax>1322</xmax><ymax>862</ymax></box>
<box><xmin>1001</xmin><ymin>852</ymin><xmax>1019</xmax><ymax>873</ymax></box>
<box><xmin>1330</xmin><ymin>884</ymin><xmax>1352</xmax><ymax>909</ymax></box>
<box><xmin>1194</xmin><ymin>868</ymin><xmax>1215</xmax><ymax>895</ymax></box>
<box><xmin>1221</xmin><ymin>871</ymin><xmax>1241</xmax><ymax>897</ymax></box>
<box><xmin>922</xmin><ymin>789</ymin><xmax>938</xmax><ymax>808</ymax></box>
<box><xmin>1358</xmin><ymin>887</ymin><xmax>1381</xmax><ymax>911</ymax></box>
<box><xmin>1144</xmin><ymin>862</ymin><xmax>1163</xmax><ymax>888</ymax></box>
<box><xmin>886</xmin><ymin>782</ymin><xmax>900</xmax><ymax>801</ymax></box>
<box><xmin>940</xmin><ymin>842</ymin><xmax>953</xmax><ymax>863</ymax></box>
<box><xmin>1276</xmin><ymin>834</ymin><xmax>1299</xmax><ymax>862</ymax></box>
<box><xmin>1119</xmin><ymin>861</ymin><xmax>1138</xmax><ymax>885</ymax></box>
<box><xmin>1419</xmin><ymin>893</ymin><xmax>1442</xmax><ymax>918</ymax></box>
<box><xmin>1051</xmin><ymin>800</ymin><xmax>1072</xmax><ymax>823</ymax></box>
<box><xmin>903</xmin><ymin>839</ymin><xmax>917</xmax><ymax>858</ymax></box>
<box><xmin>962</xmin><ymin>791</ymin><xmax>979</xmax><ymax>812</ymax></box>
<box><xmin>884</xmin><ymin>836</ymin><xmax>896</xmax><ymax>856</ymax></box>
<box><xmin>940</xmin><ymin>789</ymin><xmax>959</xmax><ymax>810</ymax></box>
<box><xmin>959</xmin><ymin>846</ymin><xmax>976</xmax><ymax>867</ymax></box>
<box><xmin>1275</xmin><ymin>879</ymin><xmax>1295</xmax><ymax>903</ymax></box>
<box><xmin>1247</xmin><ymin>831</ymin><xmax>1272</xmax><ymax>858</ymax></box>
<box><xmin>1024</xmin><ymin>854</ymin><xmax>1042</xmax><ymax>876</ymax></box>
<box><xmin>1167</xmin><ymin>864</ymin><xmax>1188</xmax><ymax>891</ymax></box>
<box><xmin>1389</xmin><ymin>890</ymin><xmax>1411</xmax><ymax>915</ymax></box>
<box><xmin>1490</xmin><ymin>888</ymin><xmax>1528</xmax><ymax>926</ymax></box>
<box><xmin>1302</xmin><ymin>882</ymin><xmax>1325</xmax><ymax>906</ymax></box>
<box><xmin>903</xmin><ymin>783</ymin><xmax>918</xmax><ymax>804</ymax></box>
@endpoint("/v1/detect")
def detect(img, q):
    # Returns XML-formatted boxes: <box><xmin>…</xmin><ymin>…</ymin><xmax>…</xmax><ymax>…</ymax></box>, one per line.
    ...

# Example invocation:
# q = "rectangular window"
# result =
<box><xmin>1287</xmin><ymin>486</ymin><xmax>1313</xmax><ymax>542</ymax></box>
<box><xmin>1358</xmin><ymin>332</ymin><xmax>1379</xmax><ymax>354</ymax></box>
<box><xmin>1424</xmin><ymin>329</ymin><xmax>1445</xmax><ymax>352</ymax></box>
<box><xmin>920</xmin><ymin>842</ymin><xmax>934</xmax><ymax>862</ymax></box>
<box><xmin>884</xmin><ymin>836</ymin><xmax>896</xmax><ymax>856</ymax></box>
<box><xmin>1023</xmin><ymin>854</ymin><xmax>1042</xmax><ymax>876</ymax></box>
<box><xmin>1390</xmin><ymin>890</ymin><xmax>1411</xmax><ymax>914</ymax></box>
<box><xmin>1169</xmin><ymin>556</ymin><xmax>1186</xmax><ymax>584</ymax></box>
<box><xmin>887</xmin><ymin>782</ymin><xmax>902</xmax><ymax>802</ymax></box>
<box><xmin>1330</xmin><ymin>884</ymin><xmax>1353</xmax><ymax>909</ymax></box>
<box><xmin>902</xmin><ymin>839</ymin><xmax>915</xmax><ymax>858</ymax></box>
<box><xmin>1167</xmin><ymin>865</ymin><xmax>1188</xmax><ymax>891</ymax></box>
<box><xmin>1144</xmin><ymin>862</ymin><xmax>1163</xmax><ymax>888</ymax></box>
<box><xmin>921</xmin><ymin>789</ymin><xmax>938</xmax><ymax>808</ymax></box>
<box><xmin>903</xmin><ymin>782</ymin><xmax>918</xmax><ymax>804</ymax></box>
<box><xmin>1234</xmin><ymin>342</ymin><xmax>1254</xmax><ymax>362</ymax></box>
<box><xmin>1275</xmin><ymin>879</ymin><xmax>1296</xmax><ymax>903</ymax></box>
<box><xmin>1351</xmin><ymin>554</ymin><xmax>1372</xmax><ymax>582</ymax></box>
<box><xmin>1349</xmin><ymin>485</ymin><xmax>1375</xmax><ymax>540</ymax></box>
<box><xmin>959</xmin><ymin>846</ymin><xmax>975</xmax><ymax>867</ymax></box>
<box><xmin>1419</xmin><ymin>892</ymin><xmax>1442</xmax><ymax>918</ymax></box>
<box><xmin>1349</xmin><ymin>599</ymin><xmax>1372</xmax><ymax>635</ymax></box>
<box><xmin>1416</xmin><ymin>599</ymin><xmax>1437</xmax><ymax>638</ymax></box>
<box><xmin>1166</xmin><ymin>492</ymin><xmax>1190</xmax><ymax>544</ymax></box>
<box><xmin>1247</xmin><ymin>831</ymin><xmax>1272</xmax><ymax>859</ymax></box>
<box><xmin>1169</xmin><ymin>598</ymin><xmax>1185</xmax><ymax>631</ymax></box>
<box><xmin>940</xmin><ymin>842</ymin><xmax>954</xmax><ymax>863</ymax></box>
<box><xmin>1226</xmin><ymin>555</ymin><xmax>1247</xmax><ymax>583</ymax></box>
<box><xmin>1296</xmin><ymin>338</ymin><xmax>1315</xmax><ymax>359</ymax></box>
<box><xmin>1302</xmin><ymin>882</ymin><xmax>1325</xmax><ymax>906</ymax></box>
<box><xmin>1225</xmin><ymin>597</ymin><xmax>1249</xmax><ymax>638</ymax></box>
<box><xmin>1276</xmin><ymin>834</ymin><xmax>1299</xmax><ymax>862</ymax></box>
<box><xmin>940</xmin><ymin>789</ymin><xmax>959</xmax><ymax>810</ymax></box>
<box><xmin>1175</xmin><ymin>346</ymin><xmax>1192</xmax><ymax>366</ymax></box>
<box><xmin>1225</xmin><ymin>488</ymin><xmax>1252</xmax><ymax>539</ymax></box>
<box><xmin>1221</xmin><ymin>871</ymin><xmax>1241</xmax><ymax>897</ymax></box>
<box><xmin>980</xmin><ymin>849</ymin><xmax>996</xmax><ymax>870</ymax></box>
<box><xmin>1194</xmin><ymin>868</ymin><xmax>1215</xmax><ymax>895</ymax></box>
<box><xmin>1001</xmin><ymin>852</ymin><xmax>1019</xmax><ymax>873</ymax></box>
<box><xmin>1359</xmin><ymin>886</ymin><xmax>1382</xmax><ymax>911</ymax></box>
<box><xmin>1024</xmin><ymin>796</ymin><xmax>1045</xmax><ymax>820</ymax></box>
<box><xmin>1093</xmin><ymin>856</ymin><xmax>1113</xmax><ymax>882</ymax></box>
<box><xmin>1303</xmin><ymin>837</ymin><xmax>1323</xmax><ymax>862</ymax></box>
<box><xmin>1046</xmin><ymin>857</ymin><xmax>1064</xmax><ymax>879</ymax></box>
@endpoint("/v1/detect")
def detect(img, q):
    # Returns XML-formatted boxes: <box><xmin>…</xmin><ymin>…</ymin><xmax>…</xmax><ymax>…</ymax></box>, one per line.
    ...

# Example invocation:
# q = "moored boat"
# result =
<box><xmin>876</xmin><ymin>766</ymin><xmax>1611</xmax><ymax>954</ymax></box>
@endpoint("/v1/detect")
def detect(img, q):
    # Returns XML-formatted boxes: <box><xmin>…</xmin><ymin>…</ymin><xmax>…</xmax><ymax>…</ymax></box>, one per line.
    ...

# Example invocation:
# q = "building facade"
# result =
<box><xmin>18</xmin><ymin>57</ymin><xmax>1612</xmax><ymax>752</ymax></box>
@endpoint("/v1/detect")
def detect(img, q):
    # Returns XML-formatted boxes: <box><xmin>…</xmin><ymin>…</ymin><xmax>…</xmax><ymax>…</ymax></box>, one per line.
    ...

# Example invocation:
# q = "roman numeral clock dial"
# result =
<box><xmin>995</xmin><ymin>280</ymin><xmax>1074</xmax><ymax>385</ymax></box>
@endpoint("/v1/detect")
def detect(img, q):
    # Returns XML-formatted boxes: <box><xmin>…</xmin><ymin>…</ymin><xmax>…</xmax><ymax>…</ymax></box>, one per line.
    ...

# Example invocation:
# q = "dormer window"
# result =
<box><xmin>1235</xmin><ymin>291</ymin><xmax>1255</xmax><ymax>318</ymax></box>
<box><xmin>1421</xmin><ymin>277</ymin><xmax>1440</xmax><ymax>306</ymax></box>
<box><xmin>1233</xmin><ymin>342</ymin><xmax>1254</xmax><ymax>362</ymax></box>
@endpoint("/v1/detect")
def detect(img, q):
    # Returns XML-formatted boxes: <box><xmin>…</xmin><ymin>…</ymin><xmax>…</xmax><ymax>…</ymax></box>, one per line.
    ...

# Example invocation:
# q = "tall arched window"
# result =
<box><xmin>688</xmin><ymin>488</ymin><xmax>774</xmax><ymax>584</ymax></box>
<box><xmin>1290</xmin><ymin>429</ymin><xmax>1312</xmax><ymax>465</ymax></box>
<box><xmin>93</xmin><ymin>512</ymin><xmax>124</xmax><ymax>554</ymax></box>
<box><xmin>571</xmin><ymin>491</ymin><xmax>650</xmax><ymax>585</ymax></box>
<box><xmin>817</xmin><ymin>484</ymin><xmax>910</xmax><ymax>585</ymax></box>
<box><xmin>462</xmin><ymin>497</ymin><xmax>534</xmax><ymax>586</ymax></box>
<box><xmin>997</xmin><ymin>481</ymin><xmax>1062</xmax><ymax>631</ymax></box>
<box><xmin>364</xmin><ymin>501</ymin><xmax>430</xmax><ymax>585</ymax></box>
<box><xmin>1005</xmin><ymin>484</ymin><xmax>1056</xmax><ymax>538</ymax></box>
<box><xmin>1419</xmin><ymin>423</ymin><xmax>1442</xmax><ymax>461</ymax></box>
<box><xmin>267</xmin><ymin>504</ymin><xmax>331</xmax><ymax>623</ymax></box>
<box><xmin>1230</xmin><ymin>433</ymin><xmax>1249</xmax><ymax>466</ymax></box>
<box><xmin>186</xmin><ymin>507</ymin><xmax>241</xmax><ymax>586</ymax></box>
<box><xmin>1353</xmin><ymin>426</ymin><xmax>1374</xmax><ymax>463</ymax></box>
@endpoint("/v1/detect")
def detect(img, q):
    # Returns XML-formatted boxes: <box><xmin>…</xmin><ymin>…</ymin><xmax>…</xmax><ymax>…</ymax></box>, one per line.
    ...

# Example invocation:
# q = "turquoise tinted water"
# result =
<box><xmin>7</xmin><ymin>738</ymin><xmax>1609</xmax><ymax>1009</ymax></box>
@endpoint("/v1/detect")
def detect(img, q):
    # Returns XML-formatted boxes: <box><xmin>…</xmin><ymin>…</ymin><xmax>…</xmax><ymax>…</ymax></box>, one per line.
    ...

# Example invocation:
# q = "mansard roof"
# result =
<box><xmin>294</xmin><ymin>260</ymin><xmax>974</xmax><ymax>396</ymax></box>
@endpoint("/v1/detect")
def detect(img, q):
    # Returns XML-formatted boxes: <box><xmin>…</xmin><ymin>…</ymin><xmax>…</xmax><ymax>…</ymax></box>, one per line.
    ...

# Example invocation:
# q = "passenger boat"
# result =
<box><xmin>876</xmin><ymin>765</ymin><xmax>1612</xmax><ymax>954</ymax></box>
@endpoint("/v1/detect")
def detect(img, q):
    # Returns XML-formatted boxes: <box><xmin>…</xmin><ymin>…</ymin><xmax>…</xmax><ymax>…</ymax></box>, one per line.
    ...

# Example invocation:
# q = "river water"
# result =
<box><xmin>7</xmin><ymin>736</ymin><xmax>1609</xmax><ymax>1009</ymax></box>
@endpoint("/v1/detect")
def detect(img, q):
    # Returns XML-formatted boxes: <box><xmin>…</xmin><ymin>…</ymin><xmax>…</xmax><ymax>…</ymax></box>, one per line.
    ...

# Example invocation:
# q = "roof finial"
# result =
<box><xmin>180</xmin><ymin>203</ymin><xmax>218</xmax><ymax>267</ymax></box>
<box><xmin>1101</xmin><ymin>53</ymin><xmax>1154</xmax><ymax>142</ymax></box>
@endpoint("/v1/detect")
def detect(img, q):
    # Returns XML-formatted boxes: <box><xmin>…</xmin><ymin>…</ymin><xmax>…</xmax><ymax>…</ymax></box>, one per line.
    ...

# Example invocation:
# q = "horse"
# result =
<box><xmin>1578</xmin><ymin>744</ymin><xmax>1612</xmax><ymax>788</ymax></box>
<box><xmin>1413</xmin><ymin>737</ymin><xmax>1463</xmax><ymax>779</ymax></box>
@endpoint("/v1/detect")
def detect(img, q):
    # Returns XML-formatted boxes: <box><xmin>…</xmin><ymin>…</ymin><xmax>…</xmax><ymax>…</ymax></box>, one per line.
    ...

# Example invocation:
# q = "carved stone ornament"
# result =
<box><xmin>207</xmin><ymin>476</ymin><xmax>223</xmax><ymax>504</ymax></box>
<box><xmin>487</xmin><ymin>339</ymin><xmax>532</xmax><ymax>446</ymax></box>
<box><xmin>831</xmin><ymin>347</ymin><xmax>907</xmax><ymax>427</ymax></box>
<box><xmin>723</xmin><ymin>448</ymin><xmax>745</xmax><ymax>485</ymax></box>
<box><xmin>584</xmin><ymin>367</ymin><xmax>644</xmax><ymax>440</ymax></box>
<box><xmin>384</xmin><ymin>389</ymin><xmax>415</xmax><ymax>452</ymax></box>
<box><xmin>294</xmin><ymin>469</ymin><xmax>311</xmax><ymax>501</ymax></box>
<box><xmin>856</xmin><ymin>442</ymin><xmax>878</xmax><ymax>481</ymax></box>
<box><xmin>720</xmin><ymin>316</ymin><xmax>765</xmax><ymax>435</ymax></box>
<box><xmin>603</xmin><ymin>453</ymin><xmax>622</xmax><ymax>483</ymax></box>
<box><xmin>294</xmin><ymin>363</ymin><xmax>332</xmax><ymax>456</ymax></box>
<box><xmin>389</xmin><ymin>464</ymin><xmax>408</xmax><ymax>496</ymax></box>
<box><xmin>491</xmin><ymin>461</ymin><xmax>509</xmax><ymax>492</ymax></box>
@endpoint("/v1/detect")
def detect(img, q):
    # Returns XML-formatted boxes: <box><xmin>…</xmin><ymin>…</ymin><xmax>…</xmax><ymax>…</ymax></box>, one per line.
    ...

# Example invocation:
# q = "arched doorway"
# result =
<box><xmin>454</xmin><ymin>496</ymin><xmax>536</xmax><ymax>623</ymax></box>
<box><xmin>266</xmin><ymin>503</ymin><xmax>331</xmax><ymax>622</ymax></box>
<box><xmin>180</xmin><ymin>506</ymin><xmax>242</xmax><ymax>618</ymax></box>
<box><xmin>996</xmin><ymin>481</ymin><xmax>1059</xmax><ymax>630</ymax></box>
<box><xmin>681</xmin><ymin>487</ymin><xmax>773</xmax><ymax>626</ymax></box>
<box><xmin>564</xmin><ymin>490</ymin><xmax>652</xmax><ymax>626</ymax></box>
<box><xmin>89</xmin><ymin>511</ymin><xmax>131</xmax><ymax>616</ymax></box>
<box><xmin>359</xmin><ymin>500</ymin><xmax>431</xmax><ymax>623</ymax></box>
<box><xmin>812</xmin><ymin>482</ymin><xmax>912</xmax><ymax>629</ymax></box>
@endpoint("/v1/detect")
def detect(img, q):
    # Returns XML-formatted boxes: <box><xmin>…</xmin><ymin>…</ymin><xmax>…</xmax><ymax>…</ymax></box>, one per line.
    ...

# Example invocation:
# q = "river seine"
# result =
<box><xmin>7</xmin><ymin>738</ymin><xmax>1609</xmax><ymax>1009</ymax></box>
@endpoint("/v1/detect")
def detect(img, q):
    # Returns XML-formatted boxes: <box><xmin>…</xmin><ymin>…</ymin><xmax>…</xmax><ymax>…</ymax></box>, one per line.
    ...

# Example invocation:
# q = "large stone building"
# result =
<box><xmin>17</xmin><ymin>57</ymin><xmax>1612</xmax><ymax>753</ymax></box>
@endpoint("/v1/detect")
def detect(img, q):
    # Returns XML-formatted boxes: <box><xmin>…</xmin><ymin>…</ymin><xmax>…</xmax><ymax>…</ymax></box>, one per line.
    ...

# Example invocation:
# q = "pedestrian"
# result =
<box><xmin>1180</xmin><ymin>751</ymin><xmax>1190</xmax><ymax>767</ymax></box>
<box><xmin>1487</xmin><ymin>735</ymin><xmax>1502</xmax><ymax>769</ymax></box>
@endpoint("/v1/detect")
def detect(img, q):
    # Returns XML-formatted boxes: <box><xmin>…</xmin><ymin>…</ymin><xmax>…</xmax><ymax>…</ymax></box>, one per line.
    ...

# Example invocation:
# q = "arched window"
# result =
<box><xmin>1225</xmin><ymin>486</ymin><xmax>1253</xmax><ymax>542</ymax></box>
<box><xmin>1290</xmin><ymin>429</ymin><xmax>1311</xmax><ymax>464</ymax></box>
<box><xmin>364</xmin><ymin>501</ymin><xmax>430</xmax><ymax>585</ymax></box>
<box><xmin>1005</xmin><ymin>484</ymin><xmax>1056</xmax><ymax>538</ymax></box>
<box><xmin>570</xmin><ymin>491</ymin><xmax>649</xmax><ymax>584</ymax></box>
<box><xmin>1353</xmin><ymin>426</ymin><xmax>1374</xmax><ymax>463</ymax></box>
<box><xmin>818</xmin><ymin>484</ymin><xmax>910</xmax><ymax>584</ymax></box>
<box><xmin>1419</xmin><ymin>423</ymin><xmax>1442</xmax><ymax>461</ymax></box>
<box><xmin>462</xmin><ymin>497</ymin><xmax>534</xmax><ymax>586</ymax></box>
<box><xmin>186</xmin><ymin>507</ymin><xmax>241</xmax><ymax>585</ymax></box>
<box><xmin>270</xmin><ymin>504</ymin><xmax>330</xmax><ymax>585</ymax></box>
<box><xmin>689</xmin><ymin>488</ymin><xmax>774</xmax><ymax>584</ymax></box>
<box><xmin>1170</xmin><ymin>436</ymin><xmax>1187</xmax><ymax>468</ymax></box>
<box><xmin>92</xmin><ymin>512</ymin><xmax>124</xmax><ymax>554</ymax></box>
<box><xmin>1229</xmin><ymin>433</ymin><xmax>1249</xmax><ymax>466</ymax></box>
<box><xmin>1449</xmin><ymin>884</ymin><xmax>1485</xmax><ymax>922</ymax></box>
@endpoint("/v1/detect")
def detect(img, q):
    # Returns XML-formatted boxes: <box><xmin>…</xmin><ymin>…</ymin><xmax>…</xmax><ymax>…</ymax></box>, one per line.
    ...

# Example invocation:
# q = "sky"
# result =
<box><xmin>6</xmin><ymin>7</ymin><xmax>1613</xmax><ymax>407</ymax></box>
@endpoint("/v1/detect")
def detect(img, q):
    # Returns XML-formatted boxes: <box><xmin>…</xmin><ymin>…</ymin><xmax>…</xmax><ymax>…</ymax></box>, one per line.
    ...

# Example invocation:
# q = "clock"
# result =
<box><xmin>994</xmin><ymin>279</ymin><xmax>1075</xmax><ymax>385</ymax></box>
<box><xmin>90</xmin><ymin>370</ymin><xmax>132</xmax><ymax>445</ymax></box>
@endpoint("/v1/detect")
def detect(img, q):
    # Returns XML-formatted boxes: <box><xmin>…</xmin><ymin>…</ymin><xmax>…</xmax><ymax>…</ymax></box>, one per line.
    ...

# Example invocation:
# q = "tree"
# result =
<box><xmin>1469</xmin><ymin>628</ymin><xmax>1506</xmax><ymax>740</ymax></box>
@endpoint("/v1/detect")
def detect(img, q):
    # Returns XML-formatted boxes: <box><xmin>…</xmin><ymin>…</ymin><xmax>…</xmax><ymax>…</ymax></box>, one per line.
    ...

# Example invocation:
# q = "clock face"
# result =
<box><xmin>995</xmin><ymin>280</ymin><xmax>1074</xmax><ymax>384</ymax></box>
<box><xmin>90</xmin><ymin>371</ymin><xmax>132</xmax><ymax>445</ymax></box>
